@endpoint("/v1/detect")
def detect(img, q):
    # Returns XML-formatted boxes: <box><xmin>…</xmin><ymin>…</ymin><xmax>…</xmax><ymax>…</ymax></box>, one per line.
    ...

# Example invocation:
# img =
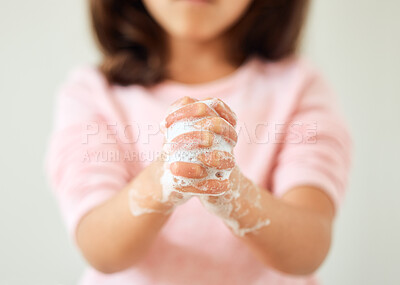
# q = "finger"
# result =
<box><xmin>162</xmin><ymin>97</ymin><xmax>198</xmax><ymax>133</ymax></box>
<box><xmin>170</xmin><ymin>96</ymin><xmax>198</xmax><ymax>109</ymax></box>
<box><xmin>176</xmin><ymin>179</ymin><xmax>229</xmax><ymax>195</ymax></box>
<box><xmin>197</xmin><ymin>179</ymin><xmax>230</xmax><ymax>194</ymax></box>
<box><xmin>206</xmin><ymin>99</ymin><xmax>237</xmax><ymax>127</ymax></box>
<box><xmin>165</xmin><ymin>102</ymin><xmax>217</xmax><ymax>128</ymax></box>
<box><xmin>169</xmin><ymin>162</ymin><xmax>208</xmax><ymax>179</ymax></box>
<box><xmin>197</xmin><ymin>150</ymin><xmax>235</xmax><ymax>170</ymax></box>
<box><xmin>202</xmin><ymin>192</ymin><xmax>232</xmax><ymax>204</ymax></box>
<box><xmin>165</xmin><ymin>131</ymin><xmax>214</xmax><ymax>153</ymax></box>
<box><xmin>194</xmin><ymin>117</ymin><xmax>238</xmax><ymax>145</ymax></box>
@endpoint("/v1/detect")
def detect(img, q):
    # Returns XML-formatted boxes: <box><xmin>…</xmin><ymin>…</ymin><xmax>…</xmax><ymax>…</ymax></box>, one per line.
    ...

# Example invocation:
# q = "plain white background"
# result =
<box><xmin>1</xmin><ymin>1</ymin><xmax>399</xmax><ymax>284</ymax></box>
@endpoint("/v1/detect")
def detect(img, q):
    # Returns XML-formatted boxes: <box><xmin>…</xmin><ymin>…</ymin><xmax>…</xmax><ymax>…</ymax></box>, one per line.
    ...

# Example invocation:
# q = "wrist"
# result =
<box><xmin>201</xmin><ymin>167</ymin><xmax>272</xmax><ymax>236</ymax></box>
<box><xmin>127</xmin><ymin>158</ymin><xmax>180</xmax><ymax>216</ymax></box>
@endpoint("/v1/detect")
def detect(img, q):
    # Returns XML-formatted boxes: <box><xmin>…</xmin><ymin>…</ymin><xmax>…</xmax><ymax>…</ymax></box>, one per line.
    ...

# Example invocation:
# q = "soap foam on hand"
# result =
<box><xmin>199</xmin><ymin>167</ymin><xmax>271</xmax><ymax>237</ymax></box>
<box><xmin>129</xmin><ymin>97</ymin><xmax>270</xmax><ymax>236</ymax></box>
<box><xmin>128</xmin><ymin>155</ymin><xmax>191</xmax><ymax>217</ymax></box>
<box><xmin>161</xmin><ymin>98</ymin><xmax>237</xmax><ymax>197</ymax></box>
<box><xmin>127</xmin><ymin>97</ymin><xmax>236</xmax><ymax>217</ymax></box>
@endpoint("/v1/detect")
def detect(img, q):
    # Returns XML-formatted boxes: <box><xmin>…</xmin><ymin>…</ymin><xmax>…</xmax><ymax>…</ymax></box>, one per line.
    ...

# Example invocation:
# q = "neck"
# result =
<box><xmin>165</xmin><ymin>37</ymin><xmax>239</xmax><ymax>84</ymax></box>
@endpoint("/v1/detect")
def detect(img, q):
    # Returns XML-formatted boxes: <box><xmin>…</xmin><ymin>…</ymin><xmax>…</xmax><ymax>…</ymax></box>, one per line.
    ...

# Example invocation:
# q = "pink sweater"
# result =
<box><xmin>46</xmin><ymin>56</ymin><xmax>352</xmax><ymax>285</ymax></box>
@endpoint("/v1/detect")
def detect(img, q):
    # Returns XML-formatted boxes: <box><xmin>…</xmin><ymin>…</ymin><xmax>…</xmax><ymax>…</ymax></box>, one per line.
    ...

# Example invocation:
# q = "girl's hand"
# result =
<box><xmin>199</xmin><ymin>166</ymin><xmax>271</xmax><ymax>236</ymax></box>
<box><xmin>161</xmin><ymin>96</ymin><xmax>238</xmax><ymax>195</ymax></box>
<box><xmin>162</xmin><ymin>96</ymin><xmax>271</xmax><ymax>236</ymax></box>
<box><xmin>129</xmin><ymin>96</ymin><xmax>238</xmax><ymax>216</ymax></box>
<box><xmin>128</xmin><ymin>155</ymin><xmax>189</xmax><ymax>216</ymax></box>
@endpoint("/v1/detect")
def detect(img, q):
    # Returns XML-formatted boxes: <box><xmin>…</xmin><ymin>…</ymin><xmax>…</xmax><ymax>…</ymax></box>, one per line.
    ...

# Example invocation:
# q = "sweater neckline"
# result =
<box><xmin>150</xmin><ymin>56</ymin><xmax>259</xmax><ymax>99</ymax></box>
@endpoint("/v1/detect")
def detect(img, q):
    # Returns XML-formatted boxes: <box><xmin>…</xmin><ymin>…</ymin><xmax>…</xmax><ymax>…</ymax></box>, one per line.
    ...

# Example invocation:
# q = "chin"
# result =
<box><xmin>167</xmin><ymin>19</ymin><xmax>224</xmax><ymax>42</ymax></box>
<box><xmin>172</xmin><ymin>29</ymin><xmax>218</xmax><ymax>42</ymax></box>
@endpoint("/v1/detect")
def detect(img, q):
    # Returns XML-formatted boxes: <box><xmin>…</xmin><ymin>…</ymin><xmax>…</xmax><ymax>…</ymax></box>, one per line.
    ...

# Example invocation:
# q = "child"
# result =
<box><xmin>46</xmin><ymin>0</ymin><xmax>352</xmax><ymax>284</ymax></box>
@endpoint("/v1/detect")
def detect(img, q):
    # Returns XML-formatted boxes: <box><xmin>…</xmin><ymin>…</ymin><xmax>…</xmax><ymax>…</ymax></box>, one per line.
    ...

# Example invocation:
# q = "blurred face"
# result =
<box><xmin>142</xmin><ymin>0</ymin><xmax>253</xmax><ymax>42</ymax></box>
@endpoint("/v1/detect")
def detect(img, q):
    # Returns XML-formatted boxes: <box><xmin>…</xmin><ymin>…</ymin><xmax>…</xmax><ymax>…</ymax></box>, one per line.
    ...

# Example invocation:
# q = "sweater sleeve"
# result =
<box><xmin>45</xmin><ymin>68</ymin><xmax>131</xmax><ymax>240</ymax></box>
<box><xmin>272</xmin><ymin>72</ymin><xmax>352</xmax><ymax>210</ymax></box>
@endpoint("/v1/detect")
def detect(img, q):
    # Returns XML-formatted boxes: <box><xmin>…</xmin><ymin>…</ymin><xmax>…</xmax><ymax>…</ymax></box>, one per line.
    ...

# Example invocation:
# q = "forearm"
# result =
<box><xmin>237</xmin><ymin>185</ymin><xmax>333</xmax><ymax>275</ymax></box>
<box><xmin>203</xmin><ymin>169</ymin><xmax>334</xmax><ymax>275</ymax></box>
<box><xmin>76</xmin><ymin>161</ymin><xmax>172</xmax><ymax>274</ymax></box>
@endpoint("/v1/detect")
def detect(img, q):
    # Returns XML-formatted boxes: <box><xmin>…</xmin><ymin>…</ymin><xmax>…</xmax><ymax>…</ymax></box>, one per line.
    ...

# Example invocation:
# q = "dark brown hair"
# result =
<box><xmin>90</xmin><ymin>0</ymin><xmax>310</xmax><ymax>86</ymax></box>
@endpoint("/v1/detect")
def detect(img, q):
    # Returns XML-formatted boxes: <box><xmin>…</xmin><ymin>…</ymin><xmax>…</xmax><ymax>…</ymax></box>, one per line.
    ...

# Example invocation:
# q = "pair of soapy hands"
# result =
<box><xmin>129</xmin><ymin>96</ymin><xmax>267</xmax><ymax>235</ymax></box>
<box><xmin>162</xmin><ymin>96</ymin><xmax>238</xmax><ymax>195</ymax></box>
